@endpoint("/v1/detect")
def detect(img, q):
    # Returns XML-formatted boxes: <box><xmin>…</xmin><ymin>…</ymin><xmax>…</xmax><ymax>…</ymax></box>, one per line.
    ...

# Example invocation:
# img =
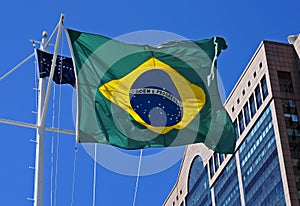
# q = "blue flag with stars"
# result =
<box><xmin>36</xmin><ymin>49</ymin><xmax>75</xmax><ymax>87</ymax></box>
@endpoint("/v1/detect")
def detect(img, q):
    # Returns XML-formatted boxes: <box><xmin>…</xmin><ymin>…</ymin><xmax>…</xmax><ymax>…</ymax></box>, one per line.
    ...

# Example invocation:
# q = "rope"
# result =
<box><xmin>70</xmin><ymin>144</ymin><xmax>78</xmax><ymax>206</ymax></box>
<box><xmin>92</xmin><ymin>144</ymin><xmax>98</xmax><ymax>206</ymax></box>
<box><xmin>53</xmin><ymin>33</ymin><xmax>64</xmax><ymax>206</ymax></box>
<box><xmin>133</xmin><ymin>149</ymin><xmax>143</xmax><ymax>206</ymax></box>
<box><xmin>207</xmin><ymin>37</ymin><xmax>218</xmax><ymax>87</ymax></box>
<box><xmin>50</xmin><ymin>67</ymin><xmax>57</xmax><ymax>206</ymax></box>
<box><xmin>49</xmin><ymin>33</ymin><xmax>64</xmax><ymax>206</ymax></box>
<box><xmin>53</xmin><ymin>83</ymin><xmax>62</xmax><ymax>206</ymax></box>
<box><xmin>56</xmin><ymin>32</ymin><xmax>79</xmax><ymax>206</ymax></box>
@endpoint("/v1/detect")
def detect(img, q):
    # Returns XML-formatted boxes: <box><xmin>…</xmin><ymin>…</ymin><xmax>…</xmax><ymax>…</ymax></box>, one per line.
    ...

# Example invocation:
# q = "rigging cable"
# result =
<box><xmin>50</xmin><ymin>59</ymin><xmax>57</xmax><ymax>206</ymax></box>
<box><xmin>92</xmin><ymin>144</ymin><xmax>98</xmax><ymax>206</ymax></box>
<box><xmin>70</xmin><ymin>143</ymin><xmax>78</xmax><ymax>206</ymax></box>
<box><xmin>133</xmin><ymin>149</ymin><xmax>143</xmax><ymax>206</ymax></box>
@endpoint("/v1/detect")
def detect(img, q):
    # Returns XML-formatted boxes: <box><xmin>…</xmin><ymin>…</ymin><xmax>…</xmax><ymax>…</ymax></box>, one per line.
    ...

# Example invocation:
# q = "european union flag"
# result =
<box><xmin>36</xmin><ymin>49</ymin><xmax>75</xmax><ymax>87</ymax></box>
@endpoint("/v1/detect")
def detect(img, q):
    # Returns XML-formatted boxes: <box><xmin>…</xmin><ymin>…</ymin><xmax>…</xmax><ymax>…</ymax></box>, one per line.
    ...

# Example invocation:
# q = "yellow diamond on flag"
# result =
<box><xmin>99</xmin><ymin>57</ymin><xmax>206</xmax><ymax>134</ymax></box>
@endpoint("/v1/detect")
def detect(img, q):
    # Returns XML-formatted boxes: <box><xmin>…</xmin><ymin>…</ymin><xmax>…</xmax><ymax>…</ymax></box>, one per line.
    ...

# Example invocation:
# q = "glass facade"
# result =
<box><xmin>186</xmin><ymin>156</ymin><xmax>212</xmax><ymax>206</ymax></box>
<box><xmin>239</xmin><ymin>106</ymin><xmax>286</xmax><ymax>205</ymax></box>
<box><xmin>214</xmin><ymin>156</ymin><xmax>241</xmax><ymax>206</ymax></box>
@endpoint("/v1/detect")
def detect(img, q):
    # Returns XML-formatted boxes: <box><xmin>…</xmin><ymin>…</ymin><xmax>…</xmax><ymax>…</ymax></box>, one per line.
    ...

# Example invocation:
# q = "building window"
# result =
<box><xmin>253</xmin><ymin>71</ymin><xmax>257</xmax><ymax>78</ymax></box>
<box><xmin>186</xmin><ymin>161</ymin><xmax>212</xmax><ymax>206</ymax></box>
<box><xmin>255</xmin><ymin>85</ymin><xmax>262</xmax><ymax>109</ymax></box>
<box><xmin>188</xmin><ymin>156</ymin><xmax>203</xmax><ymax>191</ymax></box>
<box><xmin>209</xmin><ymin>157</ymin><xmax>214</xmax><ymax>178</ymax></box>
<box><xmin>232</xmin><ymin>106</ymin><xmax>235</xmax><ymax>112</ymax></box>
<box><xmin>289</xmin><ymin>99</ymin><xmax>296</xmax><ymax>107</ymax></box>
<box><xmin>282</xmin><ymin>99</ymin><xmax>300</xmax><ymax>195</ymax></box>
<box><xmin>282</xmin><ymin>99</ymin><xmax>299</xmax><ymax>129</ymax></box>
<box><xmin>249</xmin><ymin>94</ymin><xmax>256</xmax><ymax>118</ymax></box>
<box><xmin>278</xmin><ymin>71</ymin><xmax>294</xmax><ymax>93</ymax></box>
<box><xmin>233</xmin><ymin>120</ymin><xmax>239</xmax><ymax>139</ymax></box>
<box><xmin>259</xmin><ymin>62</ymin><xmax>263</xmax><ymax>68</ymax></box>
<box><xmin>219</xmin><ymin>154</ymin><xmax>225</xmax><ymax>165</ymax></box>
<box><xmin>214</xmin><ymin>153</ymin><xmax>219</xmax><ymax>171</ymax></box>
<box><xmin>242</xmin><ymin>89</ymin><xmax>245</xmax><ymax>96</ymax></box>
<box><xmin>237</xmin><ymin>98</ymin><xmax>240</xmax><ymax>104</ymax></box>
<box><xmin>248</xmin><ymin>81</ymin><xmax>251</xmax><ymax>87</ymax></box>
<box><xmin>214</xmin><ymin>156</ymin><xmax>241</xmax><ymax>206</ymax></box>
<box><xmin>261</xmin><ymin>75</ymin><xmax>268</xmax><ymax>100</ymax></box>
<box><xmin>238</xmin><ymin>111</ymin><xmax>245</xmax><ymax>134</ymax></box>
<box><xmin>244</xmin><ymin>103</ymin><xmax>250</xmax><ymax>126</ymax></box>
<box><xmin>287</xmin><ymin>128</ymin><xmax>300</xmax><ymax>138</ymax></box>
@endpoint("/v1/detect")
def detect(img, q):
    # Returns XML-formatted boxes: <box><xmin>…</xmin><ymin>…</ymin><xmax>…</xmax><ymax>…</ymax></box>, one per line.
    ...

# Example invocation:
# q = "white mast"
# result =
<box><xmin>33</xmin><ymin>14</ymin><xmax>64</xmax><ymax>206</ymax></box>
<box><xmin>33</xmin><ymin>30</ymin><xmax>47</xmax><ymax>206</ymax></box>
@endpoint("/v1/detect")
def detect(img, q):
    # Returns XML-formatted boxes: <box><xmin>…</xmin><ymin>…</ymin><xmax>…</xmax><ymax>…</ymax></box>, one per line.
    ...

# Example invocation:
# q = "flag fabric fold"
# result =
<box><xmin>66</xmin><ymin>29</ymin><xmax>236</xmax><ymax>153</ymax></box>
<box><xmin>36</xmin><ymin>49</ymin><xmax>75</xmax><ymax>87</ymax></box>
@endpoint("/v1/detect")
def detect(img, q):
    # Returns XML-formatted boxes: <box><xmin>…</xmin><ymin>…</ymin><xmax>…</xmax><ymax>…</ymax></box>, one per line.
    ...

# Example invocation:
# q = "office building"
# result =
<box><xmin>164</xmin><ymin>35</ymin><xmax>300</xmax><ymax>206</ymax></box>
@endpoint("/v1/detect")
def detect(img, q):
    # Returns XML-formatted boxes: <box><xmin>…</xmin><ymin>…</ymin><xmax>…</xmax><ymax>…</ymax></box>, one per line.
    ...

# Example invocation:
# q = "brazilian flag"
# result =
<box><xmin>67</xmin><ymin>29</ymin><xmax>236</xmax><ymax>154</ymax></box>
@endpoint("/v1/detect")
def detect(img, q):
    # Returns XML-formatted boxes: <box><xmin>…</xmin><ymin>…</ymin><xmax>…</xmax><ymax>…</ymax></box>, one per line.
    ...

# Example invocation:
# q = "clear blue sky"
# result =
<box><xmin>0</xmin><ymin>1</ymin><xmax>299</xmax><ymax>206</ymax></box>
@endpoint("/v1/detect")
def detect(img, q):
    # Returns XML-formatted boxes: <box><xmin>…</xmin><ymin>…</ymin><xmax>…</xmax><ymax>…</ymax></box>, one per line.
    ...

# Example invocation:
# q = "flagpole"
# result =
<box><xmin>33</xmin><ymin>29</ymin><xmax>47</xmax><ymax>206</ymax></box>
<box><xmin>33</xmin><ymin>14</ymin><xmax>64</xmax><ymax>206</ymax></box>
